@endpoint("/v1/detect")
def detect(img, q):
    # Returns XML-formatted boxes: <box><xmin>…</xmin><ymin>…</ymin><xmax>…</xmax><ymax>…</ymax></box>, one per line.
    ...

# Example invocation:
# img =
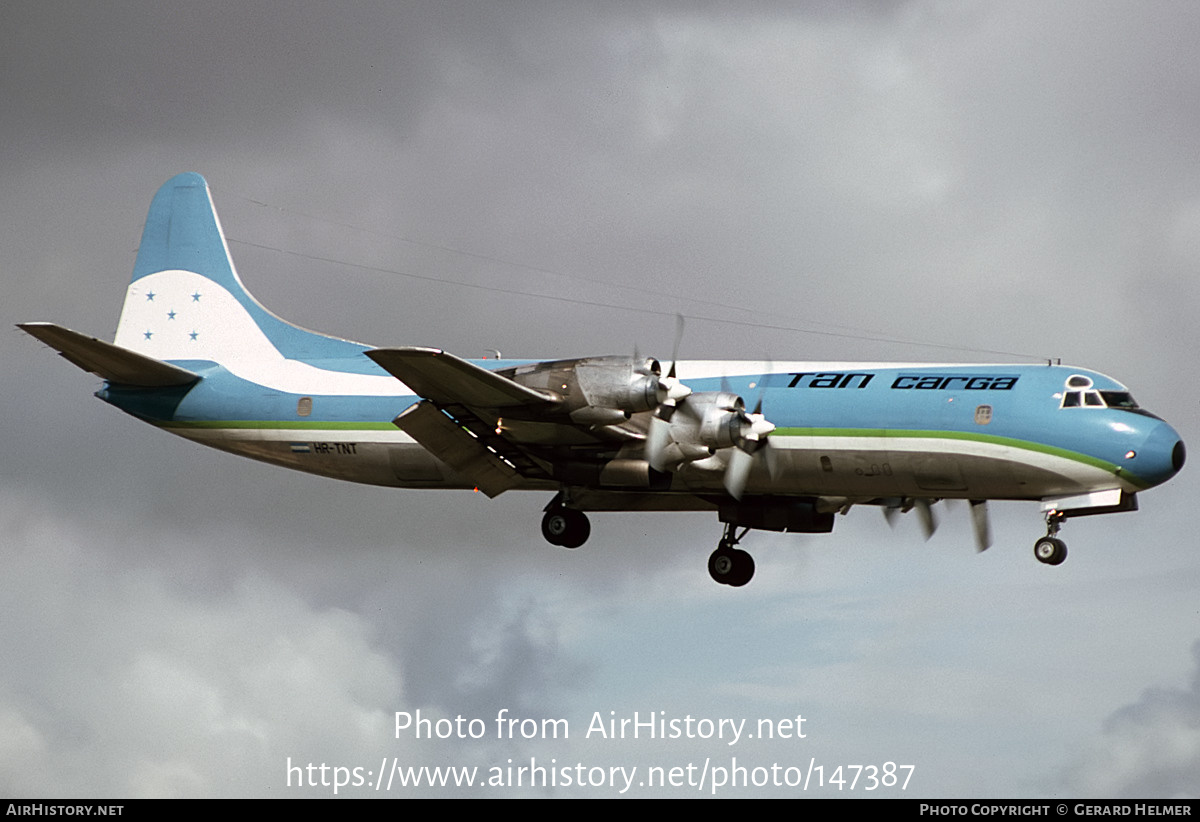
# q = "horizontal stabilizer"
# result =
<box><xmin>19</xmin><ymin>322</ymin><xmax>200</xmax><ymax>387</ymax></box>
<box><xmin>393</xmin><ymin>400</ymin><xmax>522</xmax><ymax>497</ymax></box>
<box><xmin>367</xmin><ymin>346</ymin><xmax>558</xmax><ymax>409</ymax></box>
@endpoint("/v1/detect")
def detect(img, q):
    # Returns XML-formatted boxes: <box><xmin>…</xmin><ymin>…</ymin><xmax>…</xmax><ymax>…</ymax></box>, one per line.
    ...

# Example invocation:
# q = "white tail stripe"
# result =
<box><xmin>114</xmin><ymin>269</ymin><xmax>403</xmax><ymax>396</ymax></box>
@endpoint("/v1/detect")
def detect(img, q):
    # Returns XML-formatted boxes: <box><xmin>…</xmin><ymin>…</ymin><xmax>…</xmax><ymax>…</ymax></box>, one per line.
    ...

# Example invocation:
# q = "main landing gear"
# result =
<box><xmin>539</xmin><ymin>495</ymin><xmax>758</xmax><ymax>586</ymax></box>
<box><xmin>541</xmin><ymin>504</ymin><xmax>591</xmax><ymax>549</ymax></box>
<box><xmin>708</xmin><ymin>524</ymin><xmax>755</xmax><ymax>587</ymax></box>
<box><xmin>1033</xmin><ymin>511</ymin><xmax>1068</xmax><ymax>566</ymax></box>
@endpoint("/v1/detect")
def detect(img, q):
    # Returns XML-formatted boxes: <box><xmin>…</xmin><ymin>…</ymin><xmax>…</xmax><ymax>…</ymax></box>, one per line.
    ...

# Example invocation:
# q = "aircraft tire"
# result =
<box><xmin>542</xmin><ymin>507</ymin><xmax>590</xmax><ymax>549</ymax></box>
<box><xmin>1033</xmin><ymin>536</ymin><xmax>1067</xmax><ymax>566</ymax></box>
<box><xmin>541</xmin><ymin>509</ymin><xmax>567</xmax><ymax>545</ymax></box>
<box><xmin>708</xmin><ymin>547</ymin><xmax>755</xmax><ymax>586</ymax></box>
<box><xmin>559</xmin><ymin>510</ymin><xmax>590</xmax><ymax>549</ymax></box>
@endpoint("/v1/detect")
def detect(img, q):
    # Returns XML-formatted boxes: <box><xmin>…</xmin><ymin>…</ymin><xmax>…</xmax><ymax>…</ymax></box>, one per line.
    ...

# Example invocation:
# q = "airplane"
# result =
<box><xmin>20</xmin><ymin>173</ymin><xmax>1186</xmax><ymax>586</ymax></box>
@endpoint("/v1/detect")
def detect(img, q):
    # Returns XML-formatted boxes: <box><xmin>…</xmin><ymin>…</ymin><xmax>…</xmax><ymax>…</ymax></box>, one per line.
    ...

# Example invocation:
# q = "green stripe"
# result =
<box><xmin>159</xmin><ymin>420</ymin><xmax>398</xmax><ymax>431</ymax></box>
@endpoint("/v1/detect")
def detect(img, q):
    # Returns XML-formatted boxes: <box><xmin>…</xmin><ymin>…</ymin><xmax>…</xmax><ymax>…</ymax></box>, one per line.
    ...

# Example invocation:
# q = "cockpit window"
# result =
<box><xmin>1100</xmin><ymin>391</ymin><xmax>1138</xmax><ymax>409</ymax></box>
<box><xmin>1058</xmin><ymin>376</ymin><xmax>1143</xmax><ymax>412</ymax></box>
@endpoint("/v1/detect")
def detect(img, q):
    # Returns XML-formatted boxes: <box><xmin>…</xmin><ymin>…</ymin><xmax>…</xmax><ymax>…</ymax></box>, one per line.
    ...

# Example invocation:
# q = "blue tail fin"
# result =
<box><xmin>114</xmin><ymin>173</ymin><xmax>367</xmax><ymax>364</ymax></box>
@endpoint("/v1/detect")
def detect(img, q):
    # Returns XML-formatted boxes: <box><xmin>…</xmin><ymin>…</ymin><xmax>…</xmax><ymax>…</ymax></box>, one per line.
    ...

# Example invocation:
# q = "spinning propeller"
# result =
<box><xmin>643</xmin><ymin>319</ymin><xmax>778</xmax><ymax>499</ymax></box>
<box><xmin>884</xmin><ymin>497</ymin><xmax>992</xmax><ymax>552</ymax></box>
<box><xmin>722</xmin><ymin>395</ymin><xmax>777</xmax><ymax>500</ymax></box>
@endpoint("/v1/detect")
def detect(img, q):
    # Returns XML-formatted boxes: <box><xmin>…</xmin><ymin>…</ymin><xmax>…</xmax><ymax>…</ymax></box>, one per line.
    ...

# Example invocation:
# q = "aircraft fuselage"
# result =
<box><xmin>98</xmin><ymin>358</ymin><xmax>1183</xmax><ymax>509</ymax></box>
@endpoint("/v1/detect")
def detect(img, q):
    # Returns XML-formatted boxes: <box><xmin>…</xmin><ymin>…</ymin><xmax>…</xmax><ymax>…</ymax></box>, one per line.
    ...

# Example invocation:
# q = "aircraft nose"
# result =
<box><xmin>1130</xmin><ymin>421</ymin><xmax>1185</xmax><ymax>487</ymax></box>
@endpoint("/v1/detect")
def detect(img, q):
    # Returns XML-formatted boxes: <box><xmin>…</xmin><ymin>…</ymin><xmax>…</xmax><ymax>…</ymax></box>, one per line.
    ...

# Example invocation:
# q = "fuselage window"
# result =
<box><xmin>297</xmin><ymin>396</ymin><xmax>313</xmax><ymax>416</ymax></box>
<box><xmin>974</xmin><ymin>405</ymin><xmax>993</xmax><ymax>424</ymax></box>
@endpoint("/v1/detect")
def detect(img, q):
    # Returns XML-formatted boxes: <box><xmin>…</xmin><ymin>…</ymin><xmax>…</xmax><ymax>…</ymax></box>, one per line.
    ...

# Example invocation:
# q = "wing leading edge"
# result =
<box><xmin>366</xmin><ymin>347</ymin><xmax>559</xmax><ymax>408</ymax></box>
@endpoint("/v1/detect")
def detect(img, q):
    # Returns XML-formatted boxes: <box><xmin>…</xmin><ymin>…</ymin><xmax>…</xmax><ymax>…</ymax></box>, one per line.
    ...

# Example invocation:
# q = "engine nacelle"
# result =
<box><xmin>696</xmin><ymin>392</ymin><xmax>746</xmax><ymax>450</ymax></box>
<box><xmin>576</xmin><ymin>357</ymin><xmax>664</xmax><ymax>414</ymax></box>
<box><xmin>653</xmin><ymin>391</ymin><xmax>748</xmax><ymax>466</ymax></box>
<box><xmin>506</xmin><ymin>355</ymin><xmax>666</xmax><ymax>418</ymax></box>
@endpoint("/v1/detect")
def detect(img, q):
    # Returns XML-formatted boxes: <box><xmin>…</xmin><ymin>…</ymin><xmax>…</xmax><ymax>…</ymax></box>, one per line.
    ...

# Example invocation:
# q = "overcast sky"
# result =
<box><xmin>3</xmin><ymin>1</ymin><xmax>1199</xmax><ymax>798</ymax></box>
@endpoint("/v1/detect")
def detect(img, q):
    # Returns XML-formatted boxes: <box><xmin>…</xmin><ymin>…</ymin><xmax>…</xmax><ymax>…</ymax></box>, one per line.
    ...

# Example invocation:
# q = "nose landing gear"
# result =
<box><xmin>1034</xmin><ymin>511</ymin><xmax>1068</xmax><ymax>565</ymax></box>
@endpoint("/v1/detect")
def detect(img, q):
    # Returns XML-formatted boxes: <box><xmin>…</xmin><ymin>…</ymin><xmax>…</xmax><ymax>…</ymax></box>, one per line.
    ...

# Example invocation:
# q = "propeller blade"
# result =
<box><xmin>762</xmin><ymin>438</ymin><xmax>782</xmax><ymax>479</ymax></box>
<box><xmin>749</xmin><ymin>358</ymin><xmax>772</xmax><ymax>416</ymax></box>
<box><xmin>655</xmin><ymin>315</ymin><xmax>691</xmax><ymax>402</ymax></box>
<box><xmin>724</xmin><ymin>445</ymin><xmax>754</xmax><ymax>500</ymax></box>
<box><xmin>645</xmin><ymin>406</ymin><xmax>674</xmax><ymax>472</ymax></box>
<box><xmin>915</xmin><ymin>499</ymin><xmax>937</xmax><ymax>540</ymax></box>
<box><xmin>969</xmin><ymin>499</ymin><xmax>992</xmax><ymax>552</ymax></box>
<box><xmin>737</xmin><ymin>362</ymin><xmax>775</xmax><ymax>480</ymax></box>
<box><xmin>663</xmin><ymin>314</ymin><xmax>685</xmax><ymax>381</ymax></box>
<box><xmin>725</xmin><ymin>404</ymin><xmax>777</xmax><ymax>495</ymax></box>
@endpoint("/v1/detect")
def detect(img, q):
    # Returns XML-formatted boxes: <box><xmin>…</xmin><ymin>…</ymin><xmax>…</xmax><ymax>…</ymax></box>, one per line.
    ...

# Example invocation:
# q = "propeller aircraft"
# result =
<box><xmin>20</xmin><ymin>173</ymin><xmax>1186</xmax><ymax>586</ymax></box>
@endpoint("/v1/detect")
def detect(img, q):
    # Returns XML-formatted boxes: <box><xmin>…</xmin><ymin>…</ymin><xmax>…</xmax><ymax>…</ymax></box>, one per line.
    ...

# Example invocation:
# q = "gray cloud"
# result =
<box><xmin>1066</xmin><ymin>642</ymin><xmax>1200</xmax><ymax>798</ymax></box>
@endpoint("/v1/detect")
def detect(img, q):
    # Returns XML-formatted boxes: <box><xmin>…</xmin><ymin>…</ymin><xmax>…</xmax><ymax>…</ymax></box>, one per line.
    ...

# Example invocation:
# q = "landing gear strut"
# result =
<box><xmin>541</xmin><ymin>505</ymin><xmax>590</xmax><ymax>549</ymax></box>
<box><xmin>708</xmin><ymin>524</ymin><xmax>755</xmax><ymax>587</ymax></box>
<box><xmin>1033</xmin><ymin>511</ymin><xmax>1068</xmax><ymax>566</ymax></box>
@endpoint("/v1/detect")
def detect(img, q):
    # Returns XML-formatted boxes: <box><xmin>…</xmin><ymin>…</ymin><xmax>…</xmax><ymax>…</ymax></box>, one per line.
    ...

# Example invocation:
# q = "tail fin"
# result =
<box><xmin>113</xmin><ymin>172</ymin><xmax>366</xmax><ymax>364</ymax></box>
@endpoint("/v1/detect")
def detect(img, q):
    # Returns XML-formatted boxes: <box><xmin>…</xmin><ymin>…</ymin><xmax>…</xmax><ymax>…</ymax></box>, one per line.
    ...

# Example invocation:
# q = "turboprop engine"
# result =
<box><xmin>645</xmin><ymin>388</ymin><xmax>776</xmax><ymax>499</ymax></box>
<box><xmin>505</xmin><ymin>355</ymin><xmax>686</xmax><ymax>426</ymax></box>
<box><xmin>504</xmin><ymin>354</ymin><xmax>774</xmax><ymax>497</ymax></box>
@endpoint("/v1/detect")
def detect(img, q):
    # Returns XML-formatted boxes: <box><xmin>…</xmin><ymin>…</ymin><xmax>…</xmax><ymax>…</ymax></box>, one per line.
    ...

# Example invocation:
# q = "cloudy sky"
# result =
<box><xmin>3</xmin><ymin>1</ymin><xmax>1199</xmax><ymax>798</ymax></box>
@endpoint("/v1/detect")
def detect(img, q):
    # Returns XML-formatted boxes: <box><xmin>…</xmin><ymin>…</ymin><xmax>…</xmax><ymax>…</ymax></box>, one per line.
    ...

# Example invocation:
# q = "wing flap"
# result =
<box><xmin>19</xmin><ymin>322</ymin><xmax>200</xmax><ymax>387</ymax></box>
<box><xmin>393</xmin><ymin>400</ymin><xmax>524</xmax><ymax>497</ymax></box>
<box><xmin>366</xmin><ymin>346</ymin><xmax>559</xmax><ymax>409</ymax></box>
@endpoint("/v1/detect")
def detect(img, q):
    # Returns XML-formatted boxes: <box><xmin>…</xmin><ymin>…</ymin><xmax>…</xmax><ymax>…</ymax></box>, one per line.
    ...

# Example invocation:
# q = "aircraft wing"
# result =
<box><xmin>366</xmin><ymin>347</ymin><xmax>559</xmax><ymax>408</ymax></box>
<box><xmin>19</xmin><ymin>322</ymin><xmax>200</xmax><ymax>387</ymax></box>
<box><xmin>368</xmin><ymin>346</ymin><xmax>575</xmax><ymax>495</ymax></box>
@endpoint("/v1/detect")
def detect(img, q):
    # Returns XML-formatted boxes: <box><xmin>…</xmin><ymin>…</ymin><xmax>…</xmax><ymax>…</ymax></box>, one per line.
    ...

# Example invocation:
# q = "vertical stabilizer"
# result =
<box><xmin>113</xmin><ymin>173</ymin><xmax>367</xmax><ymax>365</ymax></box>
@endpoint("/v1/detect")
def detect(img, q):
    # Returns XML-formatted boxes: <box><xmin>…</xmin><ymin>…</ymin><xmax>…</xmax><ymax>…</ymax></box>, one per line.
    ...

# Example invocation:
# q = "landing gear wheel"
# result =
<box><xmin>708</xmin><ymin>547</ymin><xmax>755</xmax><ymax>586</ymax></box>
<box><xmin>541</xmin><ymin>509</ymin><xmax>567</xmax><ymax>545</ymax></box>
<box><xmin>1034</xmin><ymin>536</ymin><xmax>1067</xmax><ymax>566</ymax></box>
<box><xmin>708</xmin><ymin>548</ymin><xmax>733</xmax><ymax>580</ymax></box>
<box><xmin>541</xmin><ymin>507</ymin><xmax>590</xmax><ymax>549</ymax></box>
